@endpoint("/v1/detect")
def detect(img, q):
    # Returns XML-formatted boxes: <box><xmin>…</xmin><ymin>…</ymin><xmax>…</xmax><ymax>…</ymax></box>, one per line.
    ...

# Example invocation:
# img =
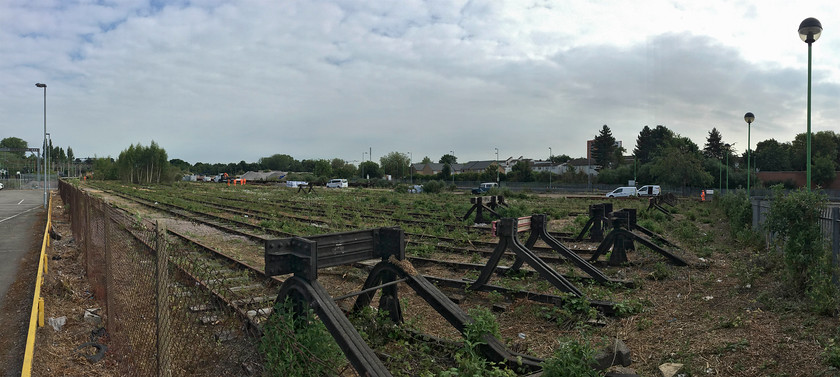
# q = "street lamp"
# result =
<box><xmin>362</xmin><ymin>152</ymin><xmax>368</xmax><ymax>180</ymax></box>
<box><xmin>494</xmin><ymin>148</ymin><xmax>499</xmax><ymax>184</ymax></box>
<box><xmin>408</xmin><ymin>151</ymin><xmax>412</xmax><ymax>185</ymax></box>
<box><xmin>46</xmin><ymin>132</ymin><xmax>51</xmax><ymax>193</ymax></box>
<box><xmin>450</xmin><ymin>150</ymin><xmax>455</xmax><ymax>186</ymax></box>
<box><xmin>744</xmin><ymin>112</ymin><xmax>754</xmax><ymax>194</ymax></box>
<box><xmin>799</xmin><ymin>17</ymin><xmax>822</xmax><ymax>191</ymax></box>
<box><xmin>36</xmin><ymin>83</ymin><xmax>46</xmax><ymax>208</ymax></box>
<box><xmin>548</xmin><ymin>147</ymin><xmax>552</xmax><ymax>190</ymax></box>
<box><xmin>724</xmin><ymin>143</ymin><xmax>731</xmax><ymax>192</ymax></box>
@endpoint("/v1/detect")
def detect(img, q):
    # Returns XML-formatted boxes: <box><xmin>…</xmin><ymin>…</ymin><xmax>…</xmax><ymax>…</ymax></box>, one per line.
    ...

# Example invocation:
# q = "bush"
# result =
<box><xmin>765</xmin><ymin>186</ymin><xmax>838</xmax><ymax>314</ymax></box>
<box><xmin>260</xmin><ymin>298</ymin><xmax>344</xmax><ymax>376</ymax></box>
<box><xmin>717</xmin><ymin>191</ymin><xmax>751</xmax><ymax>237</ymax></box>
<box><xmin>540</xmin><ymin>338</ymin><xmax>601</xmax><ymax>377</ymax></box>
<box><xmin>422</xmin><ymin>180</ymin><xmax>446</xmax><ymax>194</ymax></box>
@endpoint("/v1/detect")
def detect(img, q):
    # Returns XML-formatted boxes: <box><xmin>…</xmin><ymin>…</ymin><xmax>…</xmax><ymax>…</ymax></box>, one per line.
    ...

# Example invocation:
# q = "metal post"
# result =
<box><xmin>807</xmin><ymin>41</ymin><xmax>813</xmax><ymax>191</ymax></box>
<box><xmin>832</xmin><ymin>207</ymin><xmax>839</xmax><ymax>286</ymax></box>
<box><xmin>548</xmin><ymin>147</ymin><xmax>552</xmax><ymax>190</ymax></box>
<box><xmin>726</xmin><ymin>150</ymin><xmax>729</xmax><ymax>192</ymax></box>
<box><xmin>155</xmin><ymin>220</ymin><xmax>171</xmax><ymax>376</ymax></box>
<box><xmin>747</xmin><ymin>122</ymin><xmax>751</xmax><ymax>195</ymax></box>
<box><xmin>495</xmin><ymin>148</ymin><xmax>499</xmax><ymax>184</ymax></box>
<box><xmin>36</xmin><ymin>83</ymin><xmax>47</xmax><ymax>208</ymax></box>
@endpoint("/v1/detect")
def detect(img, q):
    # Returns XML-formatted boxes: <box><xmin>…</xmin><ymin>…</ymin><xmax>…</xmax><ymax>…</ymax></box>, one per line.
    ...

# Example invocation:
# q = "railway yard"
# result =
<box><xmin>31</xmin><ymin>179</ymin><xmax>840</xmax><ymax>376</ymax></box>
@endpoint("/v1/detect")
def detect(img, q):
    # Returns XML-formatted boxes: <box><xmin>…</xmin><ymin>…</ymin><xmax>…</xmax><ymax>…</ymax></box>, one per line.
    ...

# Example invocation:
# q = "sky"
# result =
<box><xmin>3</xmin><ymin>0</ymin><xmax>840</xmax><ymax>166</ymax></box>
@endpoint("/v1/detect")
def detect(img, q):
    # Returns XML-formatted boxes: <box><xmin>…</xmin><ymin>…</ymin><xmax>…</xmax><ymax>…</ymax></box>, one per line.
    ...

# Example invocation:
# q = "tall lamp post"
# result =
<box><xmin>450</xmin><ymin>150</ymin><xmax>455</xmax><ymax>186</ymax></box>
<box><xmin>799</xmin><ymin>17</ymin><xmax>822</xmax><ymax>191</ymax></box>
<box><xmin>724</xmin><ymin>143</ymin><xmax>731</xmax><ymax>192</ymax></box>
<box><xmin>494</xmin><ymin>148</ymin><xmax>499</xmax><ymax>184</ymax></box>
<box><xmin>46</xmin><ymin>132</ymin><xmax>51</xmax><ymax>193</ymax></box>
<box><xmin>362</xmin><ymin>152</ymin><xmax>367</xmax><ymax>180</ymax></box>
<box><xmin>744</xmin><ymin>112</ymin><xmax>755</xmax><ymax>194</ymax></box>
<box><xmin>548</xmin><ymin>147</ymin><xmax>552</xmax><ymax>190</ymax></box>
<box><xmin>36</xmin><ymin>83</ymin><xmax>47</xmax><ymax>208</ymax></box>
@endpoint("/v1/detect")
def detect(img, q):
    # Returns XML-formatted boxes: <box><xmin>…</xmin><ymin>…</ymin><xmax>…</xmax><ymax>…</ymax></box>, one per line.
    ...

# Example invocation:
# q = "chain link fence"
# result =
<box><xmin>58</xmin><ymin>180</ymin><xmax>266</xmax><ymax>376</ymax></box>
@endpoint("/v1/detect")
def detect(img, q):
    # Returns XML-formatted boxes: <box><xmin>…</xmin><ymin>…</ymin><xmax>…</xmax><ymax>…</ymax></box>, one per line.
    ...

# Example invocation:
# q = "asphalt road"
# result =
<box><xmin>0</xmin><ymin>190</ymin><xmax>45</xmax><ymax>307</ymax></box>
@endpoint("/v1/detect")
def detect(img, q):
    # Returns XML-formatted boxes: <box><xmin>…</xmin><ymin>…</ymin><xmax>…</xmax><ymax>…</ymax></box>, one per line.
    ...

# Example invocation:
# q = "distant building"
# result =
<box><xmin>563</xmin><ymin>158</ymin><xmax>598</xmax><ymax>176</ymax></box>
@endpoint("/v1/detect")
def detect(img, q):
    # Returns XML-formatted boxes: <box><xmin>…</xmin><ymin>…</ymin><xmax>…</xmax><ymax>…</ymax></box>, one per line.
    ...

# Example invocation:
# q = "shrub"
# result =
<box><xmin>717</xmin><ymin>191</ymin><xmax>751</xmax><ymax>237</ymax></box>
<box><xmin>422</xmin><ymin>180</ymin><xmax>446</xmax><ymax>194</ymax></box>
<box><xmin>540</xmin><ymin>338</ymin><xmax>601</xmax><ymax>377</ymax></box>
<box><xmin>765</xmin><ymin>186</ymin><xmax>838</xmax><ymax>314</ymax></box>
<box><xmin>260</xmin><ymin>298</ymin><xmax>344</xmax><ymax>376</ymax></box>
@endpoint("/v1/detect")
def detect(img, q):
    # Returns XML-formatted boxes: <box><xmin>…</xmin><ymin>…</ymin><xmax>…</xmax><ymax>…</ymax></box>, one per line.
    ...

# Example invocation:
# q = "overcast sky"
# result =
<box><xmin>2</xmin><ymin>0</ymin><xmax>840</xmax><ymax>166</ymax></box>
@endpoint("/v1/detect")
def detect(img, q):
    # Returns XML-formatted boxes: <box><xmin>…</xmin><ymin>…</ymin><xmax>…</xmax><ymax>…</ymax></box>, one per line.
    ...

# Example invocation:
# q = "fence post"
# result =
<box><xmin>751</xmin><ymin>197</ymin><xmax>759</xmax><ymax>230</ymax></box>
<box><xmin>833</xmin><ymin>207</ymin><xmax>839</xmax><ymax>286</ymax></box>
<box><xmin>155</xmin><ymin>220</ymin><xmax>171</xmax><ymax>377</ymax></box>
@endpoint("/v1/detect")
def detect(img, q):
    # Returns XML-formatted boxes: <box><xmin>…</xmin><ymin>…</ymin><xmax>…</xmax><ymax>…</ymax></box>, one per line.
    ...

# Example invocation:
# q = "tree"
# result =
<box><xmin>649</xmin><ymin>140</ymin><xmax>712</xmax><ymax>189</ymax></box>
<box><xmin>812</xmin><ymin>155</ymin><xmax>837</xmax><ymax>188</ymax></box>
<box><xmin>113</xmin><ymin>141</ymin><xmax>173</xmax><ymax>183</ymax></box>
<box><xmin>358</xmin><ymin>161</ymin><xmax>382</xmax><ymax>179</ymax></box>
<box><xmin>0</xmin><ymin>137</ymin><xmax>28</xmax><ymax>158</ymax></box>
<box><xmin>380</xmin><ymin>152</ymin><xmax>409</xmax><ymax>179</ymax></box>
<box><xmin>753</xmin><ymin>139</ymin><xmax>791</xmax><ymax>171</ymax></box>
<box><xmin>439</xmin><ymin>154</ymin><xmax>457</xmax><ymax>164</ymax></box>
<box><xmin>482</xmin><ymin>163</ymin><xmax>500</xmax><ymax>182</ymax></box>
<box><xmin>313</xmin><ymin>159</ymin><xmax>332</xmax><ymax>177</ymax></box>
<box><xmin>633</xmin><ymin>126</ymin><xmax>655</xmax><ymax>164</ymax></box>
<box><xmin>704</xmin><ymin>128</ymin><xmax>724</xmax><ymax>159</ymax></box>
<box><xmin>259</xmin><ymin>154</ymin><xmax>300</xmax><ymax>171</ymax></box>
<box><xmin>592</xmin><ymin>125</ymin><xmax>616</xmax><ymax>169</ymax></box>
<box><xmin>421</xmin><ymin>156</ymin><xmax>432</xmax><ymax>164</ymax></box>
<box><xmin>170</xmin><ymin>158</ymin><xmax>192</xmax><ymax>172</ymax></box>
<box><xmin>439</xmin><ymin>163</ymin><xmax>451</xmax><ymax>180</ymax></box>
<box><xmin>790</xmin><ymin>131</ymin><xmax>839</xmax><ymax>172</ymax></box>
<box><xmin>549</xmin><ymin>154</ymin><xmax>571</xmax><ymax>164</ymax></box>
<box><xmin>508</xmin><ymin>160</ymin><xmax>533</xmax><ymax>182</ymax></box>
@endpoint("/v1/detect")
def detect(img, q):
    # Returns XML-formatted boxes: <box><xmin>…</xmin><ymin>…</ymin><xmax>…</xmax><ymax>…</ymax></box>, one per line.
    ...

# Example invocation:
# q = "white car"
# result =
<box><xmin>637</xmin><ymin>185</ymin><xmax>661</xmax><ymax>197</ymax></box>
<box><xmin>326</xmin><ymin>179</ymin><xmax>348</xmax><ymax>188</ymax></box>
<box><xmin>606</xmin><ymin>186</ymin><xmax>637</xmax><ymax>198</ymax></box>
<box><xmin>0</xmin><ymin>182</ymin><xmax>4</xmax><ymax>190</ymax></box>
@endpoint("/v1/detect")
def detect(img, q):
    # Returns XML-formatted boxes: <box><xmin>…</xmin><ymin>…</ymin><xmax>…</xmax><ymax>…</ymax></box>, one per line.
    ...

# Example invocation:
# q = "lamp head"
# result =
<box><xmin>744</xmin><ymin>112</ymin><xmax>755</xmax><ymax>124</ymax></box>
<box><xmin>799</xmin><ymin>17</ymin><xmax>822</xmax><ymax>43</ymax></box>
<box><xmin>35</xmin><ymin>83</ymin><xmax>46</xmax><ymax>88</ymax></box>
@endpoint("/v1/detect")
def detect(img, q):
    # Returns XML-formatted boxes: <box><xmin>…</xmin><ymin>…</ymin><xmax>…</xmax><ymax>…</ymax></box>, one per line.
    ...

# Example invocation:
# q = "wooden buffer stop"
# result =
<box><xmin>462</xmin><ymin>195</ymin><xmax>508</xmax><ymax>224</ymax></box>
<box><xmin>589</xmin><ymin>208</ymin><xmax>688</xmax><ymax>266</ymax></box>
<box><xmin>264</xmin><ymin>227</ymin><xmax>542</xmax><ymax>377</ymax></box>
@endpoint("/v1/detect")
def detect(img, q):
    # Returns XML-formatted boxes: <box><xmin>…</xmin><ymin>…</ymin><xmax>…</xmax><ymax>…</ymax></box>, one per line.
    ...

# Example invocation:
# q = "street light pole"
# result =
<box><xmin>450</xmin><ymin>150</ymin><xmax>455</xmax><ymax>186</ymax></box>
<box><xmin>548</xmin><ymin>147</ymin><xmax>552</xmax><ymax>190</ymax></box>
<box><xmin>36</xmin><ymin>83</ymin><xmax>46</xmax><ymax>208</ymax></box>
<box><xmin>46</xmin><ymin>133</ymin><xmax>51</xmax><ymax>193</ymax></box>
<box><xmin>494</xmin><ymin>148</ymin><xmax>499</xmax><ymax>184</ymax></box>
<box><xmin>744</xmin><ymin>112</ymin><xmax>754</xmax><ymax>195</ymax></box>
<box><xmin>409</xmin><ymin>151</ymin><xmax>412</xmax><ymax>185</ymax></box>
<box><xmin>362</xmin><ymin>152</ymin><xmax>367</xmax><ymax>180</ymax></box>
<box><xmin>725</xmin><ymin>144</ymin><xmax>730</xmax><ymax>192</ymax></box>
<box><xmin>799</xmin><ymin>17</ymin><xmax>822</xmax><ymax>191</ymax></box>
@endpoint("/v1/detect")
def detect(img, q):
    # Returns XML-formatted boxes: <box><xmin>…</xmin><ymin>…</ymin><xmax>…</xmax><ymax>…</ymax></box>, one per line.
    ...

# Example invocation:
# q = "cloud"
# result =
<box><xmin>1</xmin><ymin>0</ymin><xmax>838</xmax><ymax>166</ymax></box>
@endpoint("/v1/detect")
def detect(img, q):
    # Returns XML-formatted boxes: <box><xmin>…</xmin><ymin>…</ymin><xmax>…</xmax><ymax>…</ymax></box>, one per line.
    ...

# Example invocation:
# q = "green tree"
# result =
<box><xmin>421</xmin><ymin>156</ymin><xmax>432</xmax><ymax>164</ymax></box>
<box><xmin>0</xmin><ymin>137</ymin><xmax>28</xmax><ymax>158</ymax></box>
<box><xmin>380</xmin><ymin>152</ymin><xmax>409</xmax><ymax>179</ymax></box>
<box><xmin>169</xmin><ymin>158</ymin><xmax>192</xmax><ymax>172</ymax></box>
<box><xmin>592</xmin><ymin>125</ymin><xmax>616</xmax><ymax>169</ymax></box>
<box><xmin>313</xmin><ymin>159</ymin><xmax>332</xmax><ymax>177</ymax></box>
<box><xmin>704</xmin><ymin>127</ymin><xmax>724</xmax><ymax>159</ymax></box>
<box><xmin>259</xmin><ymin>154</ymin><xmax>300</xmax><ymax>171</ymax></box>
<box><xmin>633</xmin><ymin>126</ymin><xmax>655</xmax><ymax>164</ymax></box>
<box><xmin>439</xmin><ymin>154</ymin><xmax>457</xmax><ymax>164</ymax></box>
<box><xmin>358</xmin><ymin>161</ymin><xmax>382</xmax><ymax>179</ymax></box>
<box><xmin>508</xmin><ymin>160</ymin><xmax>533</xmax><ymax>182</ymax></box>
<box><xmin>439</xmin><ymin>163</ymin><xmax>451</xmax><ymax>180</ymax></box>
<box><xmin>753</xmin><ymin>139</ymin><xmax>791</xmax><ymax>171</ymax></box>
<box><xmin>549</xmin><ymin>154</ymin><xmax>571</xmax><ymax>164</ymax></box>
<box><xmin>649</xmin><ymin>141</ymin><xmax>713</xmax><ymax>189</ymax></box>
<box><xmin>115</xmin><ymin>141</ymin><xmax>172</xmax><ymax>183</ymax></box>
<box><xmin>790</xmin><ymin>131</ymin><xmax>840</xmax><ymax>171</ymax></box>
<box><xmin>812</xmin><ymin>155</ymin><xmax>837</xmax><ymax>187</ymax></box>
<box><xmin>482</xmin><ymin>163</ymin><xmax>500</xmax><ymax>182</ymax></box>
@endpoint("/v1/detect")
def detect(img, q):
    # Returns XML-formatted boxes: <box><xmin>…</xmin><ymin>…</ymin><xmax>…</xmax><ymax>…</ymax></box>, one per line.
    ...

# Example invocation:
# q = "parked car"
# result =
<box><xmin>637</xmin><ymin>185</ymin><xmax>661</xmax><ymax>197</ymax></box>
<box><xmin>326</xmin><ymin>178</ymin><xmax>348</xmax><ymax>188</ymax></box>
<box><xmin>0</xmin><ymin>182</ymin><xmax>4</xmax><ymax>190</ymax></box>
<box><xmin>606</xmin><ymin>186</ymin><xmax>637</xmax><ymax>198</ymax></box>
<box><xmin>471</xmin><ymin>182</ymin><xmax>498</xmax><ymax>195</ymax></box>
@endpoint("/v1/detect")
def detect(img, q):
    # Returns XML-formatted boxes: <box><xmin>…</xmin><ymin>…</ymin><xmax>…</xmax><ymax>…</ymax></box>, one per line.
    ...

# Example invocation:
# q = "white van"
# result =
<box><xmin>606</xmin><ymin>186</ymin><xmax>637</xmax><ymax>198</ymax></box>
<box><xmin>637</xmin><ymin>185</ymin><xmax>661</xmax><ymax>197</ymax></box>
<box><xmin>326</xmin><ymin>179</ymin><xmax>348</xmax><ymax>188</ymax></box>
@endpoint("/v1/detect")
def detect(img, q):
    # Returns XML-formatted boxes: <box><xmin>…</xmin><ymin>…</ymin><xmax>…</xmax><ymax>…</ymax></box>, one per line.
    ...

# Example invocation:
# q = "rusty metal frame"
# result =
<box><xmin>470</xmin><ymin>217</ymin><xmax>584</xmax><ymax>297</ymax></box>
<box><xmin>589</xmin><ymin>209</ymin><xmax>688</xmax><ymax>266</ymax></box>
<box><xmin>264</xmin><ymin>227</ymin><xmax>543</xmax><ymax>376</ymax></box>
<box><xmin>462</xmin><ymin>195</ymin><xmax>508</xmax><ymax>224</ymax></box>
